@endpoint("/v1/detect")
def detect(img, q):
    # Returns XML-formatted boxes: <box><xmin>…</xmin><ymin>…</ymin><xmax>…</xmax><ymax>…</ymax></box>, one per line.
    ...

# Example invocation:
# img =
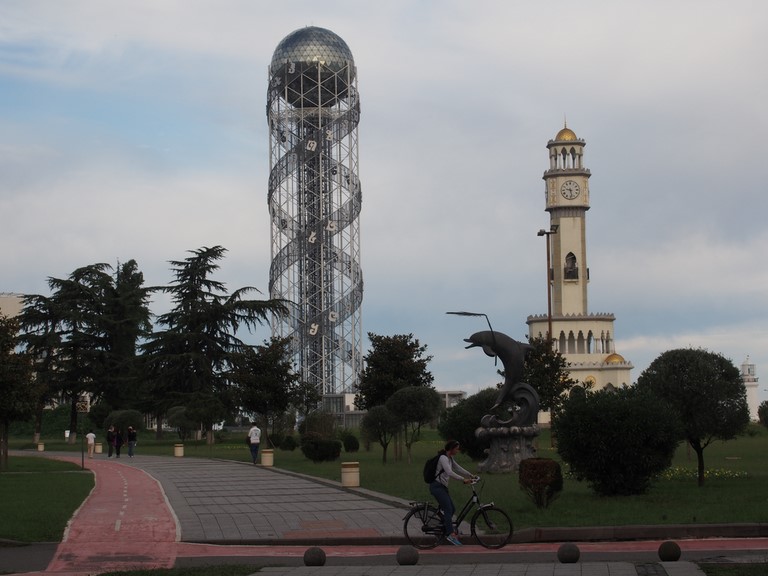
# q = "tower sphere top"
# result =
<box><xmin>271</xmin><ymin>26</ymin><xmax>355</xmax><ymax>76</ymax></box>
<box><xmin>270</xmin><ymin>27</ymin><xmax>355</xmax><ymax>109</ymax></box>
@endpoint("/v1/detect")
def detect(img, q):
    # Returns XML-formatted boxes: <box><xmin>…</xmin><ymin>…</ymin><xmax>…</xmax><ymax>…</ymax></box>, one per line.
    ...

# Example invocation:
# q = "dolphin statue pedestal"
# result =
<box><xmin>476</xmin><ymin>419</ymin><xmax>539</xmax><ymax>473</ymax></box>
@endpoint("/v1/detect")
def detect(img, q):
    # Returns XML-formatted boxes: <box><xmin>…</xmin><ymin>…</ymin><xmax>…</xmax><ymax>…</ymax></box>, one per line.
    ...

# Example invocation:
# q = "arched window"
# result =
<box><xmin>564</xmin><ymin>252</ymin><xmax>578</xmax><ymax>279</ymax></box>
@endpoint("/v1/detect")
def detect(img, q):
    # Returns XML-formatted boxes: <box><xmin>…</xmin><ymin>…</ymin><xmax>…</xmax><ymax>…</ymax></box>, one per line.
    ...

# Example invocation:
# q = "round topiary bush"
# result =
<box><xmin>396</xmin><ymin>545</ymin><xmax>419</xmax><ymax>565</ymax></box>
<box><xmin>658</xmin><ymin>540</ymin><xmax>681</xmax><ymax>561</ymax></box>
<box><xmin>557</xmin><ymin>543</ymin><xmax>580</xmax><ymax>563</ymax></box>
<box><xmin>303</xmin><ymin>547</ymin><xmax>326</xmax><ymax>566</ymax></box>
<box><xmin>342</xmin><ymin>433</ymin><xmax>360</xmax><ymax>453</ymax></box>
<box><xmin>300</xmin><ymin>432</ymin><xmax>342</xmax><ymax>462</ymax></box>
<box><xmin>280</xmin><ymin>435</ymin><xmax>297</xmax><ymax>451</ymax></box>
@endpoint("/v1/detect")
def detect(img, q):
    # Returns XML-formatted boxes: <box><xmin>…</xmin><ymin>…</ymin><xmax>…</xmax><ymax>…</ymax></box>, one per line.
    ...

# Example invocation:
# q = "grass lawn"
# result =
<box><xmin>0</xmin><ymin>456</ymin><xmax>94</xmax><ymax>542</ymax></box>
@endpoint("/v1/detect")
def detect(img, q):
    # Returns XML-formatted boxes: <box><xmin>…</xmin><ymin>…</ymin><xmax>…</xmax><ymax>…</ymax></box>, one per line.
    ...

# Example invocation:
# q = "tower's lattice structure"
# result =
<box><xmin>267</xmin><ymin>27</ymin><xmax>363</xmax><ymax>396</ymax></box>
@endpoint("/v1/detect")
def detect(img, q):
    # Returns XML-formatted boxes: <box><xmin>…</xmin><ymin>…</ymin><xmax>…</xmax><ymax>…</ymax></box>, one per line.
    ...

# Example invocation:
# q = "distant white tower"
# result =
<box><xmin>266</xmin><ymin>27</ymin><xmax>363</xmax><ymax>398</ymax></box>
<box><xmin>740</xmin><ymin>356</ymin><xmax>759</xmax><ymax>420</ymax></box>
<box><xmin>527</xmin><ymin>124</ymin><xmax>632</xmax><ymax>391</ymax></box>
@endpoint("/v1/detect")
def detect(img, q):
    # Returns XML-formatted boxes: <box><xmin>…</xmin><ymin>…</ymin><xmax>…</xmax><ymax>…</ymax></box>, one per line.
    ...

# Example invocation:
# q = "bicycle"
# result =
<box><xmin>403</xmin><ymin>477</ymin><xmax>513</xmax><ymax>549</ymax></box>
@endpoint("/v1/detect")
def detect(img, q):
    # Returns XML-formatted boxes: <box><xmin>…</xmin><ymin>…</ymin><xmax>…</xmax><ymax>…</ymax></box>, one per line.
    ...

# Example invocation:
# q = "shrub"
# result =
<box><xmin>552</xmin><ymin>386</ymin><xmax>681</xmax><ymax>496</ymax></box>
<box><xmin>342</xmin><ymin>433</ymin><xmax>359</xmax><ymax>453</ymax></box>
<box><xmin>280</xmin><ymin>435</ymin><xmax>298</xmax><ymax>451</ymax></box>
<box><xmin>758</xmin><ymin>401</ymin><xmax>768</xmax><ymax>428</ymax></box>
<box><xmin>300</xmin><ymin>432</ymin><xmax>342</xmax><ymax>462</ymax></box>
<box><xmin>437</xmin><ymin>387</ymin><xmax>496</xmax><ymax>460</ymax></box>
<box><xmin>519</xmin><ymin>458</ymin><xmax>563</xmax><ymax>508</ymax></box>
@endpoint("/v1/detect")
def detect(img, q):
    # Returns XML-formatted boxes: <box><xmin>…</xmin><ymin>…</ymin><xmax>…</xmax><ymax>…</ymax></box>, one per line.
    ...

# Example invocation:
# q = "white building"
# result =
<box><xmin>740</xmin><ymin>356</ymin><xmax>760</xmax><ymax>421</ymax></box>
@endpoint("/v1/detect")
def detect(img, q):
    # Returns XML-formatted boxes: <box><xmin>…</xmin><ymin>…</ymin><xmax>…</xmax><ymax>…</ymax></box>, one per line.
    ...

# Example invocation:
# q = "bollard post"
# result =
<box><xmin>341</xmin><ymin>461</ymin><xmax>360</xmax><ymax>487</ymax></box>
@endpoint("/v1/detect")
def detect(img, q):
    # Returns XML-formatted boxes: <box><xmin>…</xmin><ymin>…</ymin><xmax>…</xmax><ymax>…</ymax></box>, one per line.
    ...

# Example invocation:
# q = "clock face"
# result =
<box><xmin>561</xmin><ymin>180</ymin><xmax>581</xmax><ymax>200</ymax></box>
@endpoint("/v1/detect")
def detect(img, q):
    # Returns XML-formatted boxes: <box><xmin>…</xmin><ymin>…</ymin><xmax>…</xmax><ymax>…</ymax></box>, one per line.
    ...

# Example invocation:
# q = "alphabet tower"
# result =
<box><xmin>267</xmin><ymin>27</ymin><xmax>363</xmax><ymax>397</ymax></box>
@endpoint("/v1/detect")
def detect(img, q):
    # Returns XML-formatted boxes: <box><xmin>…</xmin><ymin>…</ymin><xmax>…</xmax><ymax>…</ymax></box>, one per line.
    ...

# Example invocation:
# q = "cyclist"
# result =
<box><xmin>429</xmin><ymin>440</ymin><xmax>475</xmax><ymax>546</ymax></box>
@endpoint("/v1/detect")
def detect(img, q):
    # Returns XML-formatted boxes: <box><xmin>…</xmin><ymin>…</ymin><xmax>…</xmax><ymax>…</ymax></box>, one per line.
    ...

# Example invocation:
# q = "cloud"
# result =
<box><xmin>0</xmin><ymin>0</ymin><xmax>766</xmax><ymax>407</ymax></box>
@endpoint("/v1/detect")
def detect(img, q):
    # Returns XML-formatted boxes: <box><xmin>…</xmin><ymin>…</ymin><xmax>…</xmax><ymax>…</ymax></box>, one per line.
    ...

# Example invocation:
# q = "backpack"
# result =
<box><xmin>423</xmin><ymin>452</ymin><xmax>444</xmax><ymax>484</ymax></box>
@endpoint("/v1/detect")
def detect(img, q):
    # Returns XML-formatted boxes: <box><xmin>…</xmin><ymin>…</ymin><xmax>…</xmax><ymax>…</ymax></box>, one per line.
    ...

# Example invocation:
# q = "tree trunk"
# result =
<box><xmin>1</xmin><ymin>419</ymin><xmax>9</xmax><ymax>471</ymax></box>
<box><xmin>691</xmin><ymin>440</ymin><xmax>706</xmax><ymax>487</ymax></box>
<box><xmin>33</xmin><ymin>401</ymin><xmax>43</xmax><ymax>444</ymax></box>
<box><xmin>155</xmin><ymin>412</ymin><xmax>164</xmax><ymax>440</ymax></box>
<box><xmin>68</xmin><ymin>396</ymin><xmax>78</xmax><ymax>444</ymax></box>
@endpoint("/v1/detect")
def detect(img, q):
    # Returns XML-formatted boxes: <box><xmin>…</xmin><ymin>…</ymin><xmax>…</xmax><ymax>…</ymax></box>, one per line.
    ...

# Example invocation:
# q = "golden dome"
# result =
<box><xmin>555</xmin><ymin>127</ymin><xmax>577</xmax><ymax>141</ymax></box>
<box><xmin>604</xmin><ymin>353</ymin><xmax>625</xmax><ymax>364</ymax></box>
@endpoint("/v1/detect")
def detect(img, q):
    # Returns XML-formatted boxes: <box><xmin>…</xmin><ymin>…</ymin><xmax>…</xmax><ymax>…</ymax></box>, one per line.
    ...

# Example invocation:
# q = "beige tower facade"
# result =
<box><xmin>527</xmin><ymin>125</ymin><xmax>632</xmax><ymax>392</ymax></box>
<box><xmin>0</xmin><ymin>293</ymin><xmax>24</xmax><ymax>318</ymax></box>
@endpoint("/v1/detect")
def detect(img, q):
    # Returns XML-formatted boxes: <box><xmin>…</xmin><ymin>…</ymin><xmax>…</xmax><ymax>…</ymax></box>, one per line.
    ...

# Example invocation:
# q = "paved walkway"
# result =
<box><xmin>3</xmin><ymin>452</ymin><xmax>766</xmax><ymax>575</ymax></box>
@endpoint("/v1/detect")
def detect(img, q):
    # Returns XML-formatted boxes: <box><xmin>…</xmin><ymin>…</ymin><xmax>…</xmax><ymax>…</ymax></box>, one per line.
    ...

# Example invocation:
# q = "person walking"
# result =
<box><xmin>127</xmin><ymin>426</ymin><xmax>137</xmax><ymax>458</ymax></box>
<box><xmin>86</xmin><ymin>429</ymin><xmax>96</xmax><ymax>458</ymax></box>
<box><xmin>114</xmin><ymin>428</ymin><xmax>124</xmax><ymax>458</ymax></box>
<box><xmin>429</xmin><ymin>440</ymin><xmax>475</xmax><ymax>546</ymax></box>
<box><xmin>247</xmin><ymin>422</ymin><xmax>261</xmax><ymax>464</ymax></box>
<box><xmin>106</xmin><ymin>425</ymin><xmax>115</xmax><ymax>458</ymax></box>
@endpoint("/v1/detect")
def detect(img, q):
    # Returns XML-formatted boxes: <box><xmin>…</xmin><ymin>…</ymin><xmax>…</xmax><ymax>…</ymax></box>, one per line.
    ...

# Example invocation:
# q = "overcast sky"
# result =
<box><xmin>1</xmin><ymin>1</ymin><xmax>766</xmax><ymax>404</ymax></box>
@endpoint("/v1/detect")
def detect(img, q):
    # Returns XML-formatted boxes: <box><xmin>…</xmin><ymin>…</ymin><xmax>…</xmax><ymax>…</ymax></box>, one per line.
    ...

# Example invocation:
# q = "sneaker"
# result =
<box><xmin>446</xmin><ymin>535</ymin><xmax>463</xmax><ymax>546</ymax></box>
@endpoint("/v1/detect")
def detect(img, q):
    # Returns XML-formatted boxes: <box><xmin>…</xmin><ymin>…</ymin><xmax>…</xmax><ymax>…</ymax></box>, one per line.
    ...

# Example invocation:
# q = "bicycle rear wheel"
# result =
<box><xmin>403</xmin><ymin>503</ymin><xmax>444</xmax><ymax>549</ymax></box>
<box><xmin>470</xmin><ymin>505</ymin><xmax>513</xmax><ymax>549</ymax></box>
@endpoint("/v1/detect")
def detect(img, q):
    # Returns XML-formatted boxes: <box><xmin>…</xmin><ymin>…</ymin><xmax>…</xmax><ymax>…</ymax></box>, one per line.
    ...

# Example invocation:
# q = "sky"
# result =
<box><xmin>1</xmin><ymin>1</ymin><xmax>766</xmax><ymax>406</ymax></box>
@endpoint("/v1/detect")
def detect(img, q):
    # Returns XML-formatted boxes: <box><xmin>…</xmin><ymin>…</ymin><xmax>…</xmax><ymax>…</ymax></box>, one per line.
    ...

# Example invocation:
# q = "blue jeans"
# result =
<box><xmin>429</xmin><ymin>481</ymin><xmax>455</xmax><ymax>537</ymax></box>
<box><xmin>249</xmin><ymin>442</ymin><xmax>260</xmax><ymax>463</ymax></box>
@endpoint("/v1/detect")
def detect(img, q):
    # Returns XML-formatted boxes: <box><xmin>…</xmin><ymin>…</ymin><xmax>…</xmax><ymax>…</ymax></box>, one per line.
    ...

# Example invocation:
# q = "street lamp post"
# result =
<box><xmin>537</xmin><ymin>225</ymin><xmax>558</xmax><ymax>344</ymax></box>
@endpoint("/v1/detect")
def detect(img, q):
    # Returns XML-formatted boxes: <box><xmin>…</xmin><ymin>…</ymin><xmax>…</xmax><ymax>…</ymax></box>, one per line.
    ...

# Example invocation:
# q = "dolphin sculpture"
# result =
<box><xmin>465</xmin><ymin>330</ymin><xmax>539</xmax><ymax>426</ymax></box>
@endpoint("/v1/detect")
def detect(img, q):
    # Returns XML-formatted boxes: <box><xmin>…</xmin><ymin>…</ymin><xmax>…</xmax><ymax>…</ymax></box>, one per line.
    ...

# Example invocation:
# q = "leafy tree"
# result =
<box><xmin>360</xmin><ymin>405</ymin><xmax>400</xmax><ymax>463</ymax></box>
<box><xmin>758</xmin><ymin>401</ymin><xmax>768</xmax><ymax>428</ymax></box>
<box><xmin>99</xmin><ymin>260</ymin><xmax>153</xmax><ymax>411</ymax></box>
<box><xmin>552</xmin><ymin>386</ymin><xmax>681</xmax><ymax>496</ymax></box>
<box><xmin>17</xmin><ymin>262</ymin><xmax>151</xmax><ymax>442</ymax></box>
<box><xmin>34</xmin><ymin>264</ymin><xmax>114</xmax><ymax>442</ymax></box>
<box><xmin>523</xmin><ymin>335</ymin><xmax>578</xmax><ymax>414</ymax></box>
<box><xmin>16</xmin><ymin>294</ymin><xmax>62</xmax><ymax>441</ymax></box>
<box><xmin>437</xmin><ymin>387</ymin><xmax>497</xmax><ymax>460</ymax></box>
<box><xmin>355</xmin><ymin>333</ymin><xmax>433</xmax><ymax>410</ymax></box>
<box><xmin>290</xmin><ymin>379</ymin><xmax>323</xmax><ymax>421</ymax></box>
<box><xmin>235</xmin><ymin>337</ymin><xmax>300</xmax><ymax>447</ymax></box>
<box><xmin>385</xmin><ymin>386</ymin><xmax>442</xmax><ymax>463</ymax></box>
<box><xmin>141</xmin><ymin>246</ymin><xmax>287</xmax><ymax>443</ymax></box>
<box><xmin>166</xmin><ymin>406</ymin><xmax>196</xmax><ymax>442</ymax></box>
<box><xmin>636</xmin><ymin>348</ymin><xmax>750</xmax><ymax>487</ymax></box>
<box><xmin>0</xmin><ymin>315</ymin><xmax>37</xmax><ymax>470</ymax></box>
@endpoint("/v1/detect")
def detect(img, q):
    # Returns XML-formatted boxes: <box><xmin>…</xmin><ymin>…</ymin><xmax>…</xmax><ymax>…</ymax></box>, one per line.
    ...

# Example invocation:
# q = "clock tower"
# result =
<box><xmin>527</xmin><ymin>124</ymin><xmax>632</xmax><ymax>396</ymax></box>
<box><xmin>544</xmin><ymin>125</ymin><xmax>590</xmax><ymax>316</ymax></box>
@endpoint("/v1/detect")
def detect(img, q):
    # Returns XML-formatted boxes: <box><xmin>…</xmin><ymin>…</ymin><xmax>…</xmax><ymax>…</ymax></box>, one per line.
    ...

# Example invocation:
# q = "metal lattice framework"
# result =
<box><xmin>267</xmin><ymin>27</ymin><xmax>363</xmax><ymax>395</ymax></box>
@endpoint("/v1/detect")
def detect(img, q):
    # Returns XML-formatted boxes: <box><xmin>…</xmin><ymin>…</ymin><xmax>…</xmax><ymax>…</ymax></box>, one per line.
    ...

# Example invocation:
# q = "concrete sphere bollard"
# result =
<box><xmin>303</xmin><ymin>547</ymin><xmax>327</xmax><ymax>566</ymax></box>
<box><xmin>396</xmin><ymin>545</ymin><xmax>419</xmax><ymax>565</ymax></box>
<box><xmin>557</xmin><ymin>542</ymin><xmax>581</xmax><ymax>563</ymax></box>
<box><xmin>658</xmin><ymin>540</ymin><xmax>682</xmax><ymax>561</ymax></box>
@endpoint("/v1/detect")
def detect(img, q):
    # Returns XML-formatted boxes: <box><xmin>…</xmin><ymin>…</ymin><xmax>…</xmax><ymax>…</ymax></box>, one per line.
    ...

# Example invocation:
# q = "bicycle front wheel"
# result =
<box><xmin>403</xmin><ymin>504</ymin><xmax>444</xmax><ymax>549</ymax></box>
<box><xmin>470</xmin><ymin>505</ymin><xmax>513</xmax><ymax>549</ymax></box>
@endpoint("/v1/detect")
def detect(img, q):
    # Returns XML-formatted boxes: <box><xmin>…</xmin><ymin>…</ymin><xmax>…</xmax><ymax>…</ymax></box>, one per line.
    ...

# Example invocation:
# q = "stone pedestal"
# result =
<box><xmin>476</xmin><ymin>425</ymin><xmax>539</xmax><ymax>473</ymax></box>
